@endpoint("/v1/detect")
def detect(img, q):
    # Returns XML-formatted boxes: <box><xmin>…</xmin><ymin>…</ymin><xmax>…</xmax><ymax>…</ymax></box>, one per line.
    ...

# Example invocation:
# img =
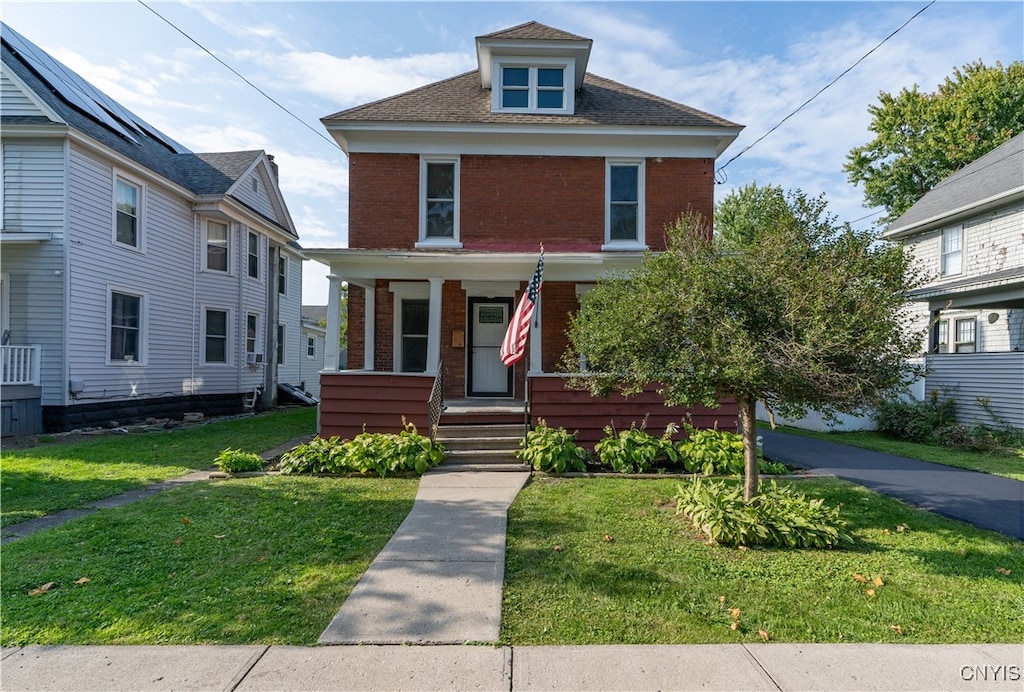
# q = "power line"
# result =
<box><xmin>135</xmin><ymin>0</ymin><xmax>341</xmax><ymax>151</ymax></box>
<box><xmin>716</xmin><ymin>0</ymin><xmax>936</xmax><ymax>176</ymax></box>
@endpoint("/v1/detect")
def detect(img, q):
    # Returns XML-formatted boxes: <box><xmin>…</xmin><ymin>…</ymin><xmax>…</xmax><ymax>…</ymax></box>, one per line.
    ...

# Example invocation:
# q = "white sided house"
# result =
<box><xmin>885</xmin><ymin>132</ymin><xmax>1024</xmax><ymax>429</ymax></box>
<box><xmin>0</xmin><ymin>24</ymin><xmax>306</xmax><ymax>434</ymax></box>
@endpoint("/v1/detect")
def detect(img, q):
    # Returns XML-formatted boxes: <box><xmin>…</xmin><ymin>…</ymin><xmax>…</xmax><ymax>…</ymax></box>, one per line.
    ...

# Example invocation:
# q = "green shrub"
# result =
<box><xmin>674</xmin><ymin>478</ymin><xmax>851</xmax><ymax>548</ymax></box>
<box><xmin>677</xmin><ymin>424</ymin><xmax>745</xmax><ymax>475</ymax></box>
<box><xmin>278</xmin><ymin>436</ymin><xmax>348</xmax><ymax>474</ymax></box>
<box><xmin>595</xmin><ymin>422</ymin><xmax>678</xmax><ymax>473</ymax></box>
<box><xmin>874</xmin><ymin>391</ymin><xmax>955</xmax><ymax>442</ymax></box>
<box><xmin>516</xmin><ymin>420</ymin><xmax>589</xmax><ymax>474</ymax></box>
<box><xmin>214</xmin><ymin>448</ymin><xmax>264</xmax><ymax>474</ymax></box>
<box><xmin>278</xmin><ymin>422</ymin><xmax>444</xmax><ymax>477</ymax></box>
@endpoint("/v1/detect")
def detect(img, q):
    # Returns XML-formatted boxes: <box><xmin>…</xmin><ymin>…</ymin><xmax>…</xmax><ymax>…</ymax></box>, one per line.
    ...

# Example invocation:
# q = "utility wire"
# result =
<box><xmin>136</xmin><ymin>0</ymin><xmax>341</xmax><ymax>151</ymax></box>
<box><xmin>716</xmin><ymin>0</ymin><xmax>936</xmax><ymax>176</ymax></box>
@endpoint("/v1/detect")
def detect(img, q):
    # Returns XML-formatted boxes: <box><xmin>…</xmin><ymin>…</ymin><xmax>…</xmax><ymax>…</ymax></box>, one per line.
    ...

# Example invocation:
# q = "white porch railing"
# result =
<box><xmin>1</xmin><ymin>345</ymin><xmax>41</xmax><ymax>386</ymax></box>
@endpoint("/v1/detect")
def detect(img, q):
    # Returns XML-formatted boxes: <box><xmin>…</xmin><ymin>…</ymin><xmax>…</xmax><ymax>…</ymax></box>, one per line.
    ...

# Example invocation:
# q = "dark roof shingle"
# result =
<box><xmin>324</xmin><ymin>71</ymin><xmax>739</xmax><ymax>129</ymax></box>
<box><xmin>477</xmin><ymin>21</ymin><xmax>590</xmax><ymax>42</ymax></box>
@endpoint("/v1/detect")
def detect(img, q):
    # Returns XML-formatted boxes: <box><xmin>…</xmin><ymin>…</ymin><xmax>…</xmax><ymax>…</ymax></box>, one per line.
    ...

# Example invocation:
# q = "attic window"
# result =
<box><xmin>493</xmin><ymin>60</ymin><xmax>573</xmax><ymax>114</ymax></box>
<box><xmin>252</xmin><ymin>178</ymin><xmax>259</xmax><ymax>194</ymax></box>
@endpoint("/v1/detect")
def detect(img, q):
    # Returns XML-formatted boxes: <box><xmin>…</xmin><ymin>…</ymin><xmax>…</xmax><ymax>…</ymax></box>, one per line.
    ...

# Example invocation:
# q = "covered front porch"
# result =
<box><xmin>307</xmin><ymin>248</ymin><xmax>739</xmax><ymax>444</ymax></box>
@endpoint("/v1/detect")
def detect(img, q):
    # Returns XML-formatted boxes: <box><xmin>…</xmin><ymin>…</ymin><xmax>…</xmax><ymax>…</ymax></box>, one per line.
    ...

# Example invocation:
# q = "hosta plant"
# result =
<box><xmin>278</xmin><ymin>421</ymin><xmax>444</xmax><ymax>477</ymax></box>
<box><xmin>675</xmin><ymin>478</ymin><xmax>851</xmax><ymax>548</ymax></box>
<box><xmin>516</xmin><ymin>420</ymin><xmax>589</xmax><ymax>474</ymax></box>
<box><xmin>595</xmin><ymin>422</ymin><xmax>679</xmax><ymax>473</ymax></box>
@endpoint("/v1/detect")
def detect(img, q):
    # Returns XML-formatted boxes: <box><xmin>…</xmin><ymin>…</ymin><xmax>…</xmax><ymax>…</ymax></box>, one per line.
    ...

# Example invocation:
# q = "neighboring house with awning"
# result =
<box><xmin>884</xmin><ymin>132</ymin><xmax>1024</xmax><ymax>429</ymax></box>
<box><xmin>305</xmin><ymin>21</ymin><xmax>744</xmax><ymax>445</ymax></box>
<box><xmin>1</xmin><ymin>23</ymin><xmax>306</xmax><ymax>434</ymax></box>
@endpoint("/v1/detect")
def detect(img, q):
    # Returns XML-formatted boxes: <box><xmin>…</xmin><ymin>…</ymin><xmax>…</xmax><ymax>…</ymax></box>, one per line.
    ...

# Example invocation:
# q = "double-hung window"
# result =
<box><xmin>204</xmin><ymin>309</ymin><xmax>229</xmax><ymax>364</ymax></box>
<box><xmin>493</xmin><ymin>62</ymin><xmax>572</xmax><ymax>114</ymax></box>
<box><xmin>418</xmin><ymin>156</ymin><xmax>460</xmax><ymax>247</ymax></box>
<box><xmin>206</xmin><ymin>221</ymin><xmax>229</xmax><ymax>272</ymax></box>
<box><xmin>400</xmin><ymin>299</ymin><xmax>429</xmax><ymax>373</ymax></box>
<box><xmin>109</xmin><ymin>290</ymin><xmax>142</xmax><ymax>363</ymax></box>
<box><xmin>247</xmin><ymin>232</ymin><xmax>259</xmax><ymax>279</ymax></box>
<box><xmin>246</xmin><ymin>314</ymin><xmax>259</xmax><ymax>358</ymax></box>
<box><xmin>604</xmin><ymin>159</ymin><xmax>645</xmax><ymax>248</ymax></box>
<box><xmin>954</xmin><ymin>318</ymin><xmax>976</xmax><ymax>353</ymax></box>
<box><xmin>114</xmin><ymin>178</ymin><xmax>142</xmax><ymax>249</ymax></box>
<box><xmin>277</xmin><ymin>323</ymin><xmax>286</xmax><ymax>365</ymax></box>
<box><xmin>307</xmin><ymin>336</ymin><xmax>316</xmax><ymax>358</ymax></box>
<box><xmin>278</xmin><ymin>256</ymin><xmax>287</xmax><ymax>295</ymax></box>
<box><xmin>936</xmin><ymin>320</ymin><xmax>949</xmax><ymax>353</ymax></box>
<box><xmin>941</xmin><ymin>225</ymin><xmax>963</xmax><ymax>276</ymax></box>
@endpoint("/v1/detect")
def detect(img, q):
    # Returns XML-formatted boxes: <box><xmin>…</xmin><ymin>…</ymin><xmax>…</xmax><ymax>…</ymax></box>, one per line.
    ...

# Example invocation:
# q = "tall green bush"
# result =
<box><xmin>874</xmin><ymin>391</ymin><xmax>955</xmax><ymax>442</ymax></box>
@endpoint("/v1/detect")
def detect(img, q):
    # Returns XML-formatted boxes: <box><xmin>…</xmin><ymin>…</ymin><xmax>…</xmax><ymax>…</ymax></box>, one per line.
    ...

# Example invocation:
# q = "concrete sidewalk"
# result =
<box><xmin>3</xmin><ymin>643</ymin><xmax>1021</xmax><ymax>691</ymax></box>
<box><xmin>318</xmin><ymin>468</ymin><xmax>530</xmax><ymax>644</ymax></box>
<box><xmin>760</xmin><ymin>429</ymin><xmax>1024</xmax><ymax>539</ymax></box>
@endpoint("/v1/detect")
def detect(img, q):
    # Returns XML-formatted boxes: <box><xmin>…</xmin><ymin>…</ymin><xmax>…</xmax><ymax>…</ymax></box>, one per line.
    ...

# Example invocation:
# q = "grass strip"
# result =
<box><xmin>764</xmin><ymin>425</ymin><xmax>1024</xmax><ymax>481</ymax></box>
<box><xmin>502</xmin><ymin>476</ymin><xmax>1024</xmax><ymax>644</ymax></box>
<box><xmin>1</xmin><ymin>408</ymin><xmax>316</xmax><ymax>527</ymax></box>
<box><xmin>1</xmin><ymin>475</ymin><xmax>417</xmax><ymax>645</ymax></box>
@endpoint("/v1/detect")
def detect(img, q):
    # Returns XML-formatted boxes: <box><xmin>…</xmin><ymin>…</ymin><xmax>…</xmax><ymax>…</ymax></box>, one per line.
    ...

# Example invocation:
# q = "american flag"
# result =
<box><xmin>500</xmin><ymin>248</ymin><xmax>544</xmax><ymax>367</ymax></box>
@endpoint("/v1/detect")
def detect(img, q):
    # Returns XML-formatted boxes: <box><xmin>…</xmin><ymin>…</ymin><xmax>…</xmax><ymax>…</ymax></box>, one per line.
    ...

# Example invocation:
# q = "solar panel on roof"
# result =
<box><xmin>2</xmin><ymin>23</ymin><xmax>189</xmax><ymax>154</ymax></box>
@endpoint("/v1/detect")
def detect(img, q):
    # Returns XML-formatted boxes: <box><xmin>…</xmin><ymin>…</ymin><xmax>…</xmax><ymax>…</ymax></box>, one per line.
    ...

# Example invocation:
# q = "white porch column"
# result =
<box><xmin>363</xmin><ymin>283</ymin><xmax>376</xmax><ymax>370</ymax></box>
<box><xmin>324</xmin><ymin>273</ymin><xmax>342</xmax><ymax>371</ymax></box>
<box><xmin>427</xmin><ymin>278</ymin><xmax>444</xmax><ymax>374</ymax></box>
<box><xmin>529</xmin><ymin>292</ymin><xmax>542</xmax><ymax>374</ymax></box>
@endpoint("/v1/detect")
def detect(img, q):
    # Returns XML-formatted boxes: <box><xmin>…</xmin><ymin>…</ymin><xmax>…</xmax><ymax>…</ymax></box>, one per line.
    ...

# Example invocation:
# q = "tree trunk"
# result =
<box><xmin>737</xmin><ymin>393</ymin><xmax>760</xmax><ymax>502</ymax></box>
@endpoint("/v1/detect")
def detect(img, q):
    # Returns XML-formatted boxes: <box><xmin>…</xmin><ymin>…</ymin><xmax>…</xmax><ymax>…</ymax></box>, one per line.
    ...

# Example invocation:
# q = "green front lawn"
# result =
<box><xmin>765</xmin><ymin>425</ymin><xmax>1024</xmax><ymax>481</ymax></box>
<box><xmin>502</xmin><ymin>476</ymin><xmax>1024</xmax><ymax>644</ymax></box>
<box><xmin>1</xmin><ymin>408</ymin><xmax>316</xmax><ymax>527</ymax></box>
<box><xmin>0</xmin><ymin>476</ymin><xmax>418</xmax><ymax>645</ymax></box>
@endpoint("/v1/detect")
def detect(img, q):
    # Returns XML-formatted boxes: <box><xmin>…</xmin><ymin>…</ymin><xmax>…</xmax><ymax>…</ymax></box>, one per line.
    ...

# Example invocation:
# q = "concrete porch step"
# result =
<box><xmin>435</xmin><ymin>423</ymin><xmax>525</xmax><ymax>439</ymax></box>
<box><xmin>437</xmin><ymin>435</ymin><xmax>523</xmax><ymax>451</ymax></box>
<box><xmin>443</xmin><ymin>449</ymin><xmax>520</xmax><ymax>464</ymax></box>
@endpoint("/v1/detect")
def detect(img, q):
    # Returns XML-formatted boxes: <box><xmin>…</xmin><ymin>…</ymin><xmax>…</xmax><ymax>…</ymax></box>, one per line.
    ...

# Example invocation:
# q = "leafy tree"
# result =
<box><xmin>845</xmin><ymin>60</ymin><xmax>1024</xmax><ymax>222</ymax></box>
<box><xmin>317</xmin><ymin>284</ymin><xmax>348</xmax><ymax>349</ymax></box>
<box><xmin>563</xmin><ymin>193</ymin><xmax>927</xmax><ymax>500</ymax></box>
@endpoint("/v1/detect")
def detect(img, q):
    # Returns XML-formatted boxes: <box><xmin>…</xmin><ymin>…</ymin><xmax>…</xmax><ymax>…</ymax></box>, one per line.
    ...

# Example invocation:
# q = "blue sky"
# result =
<box><xmin>4</xmin><ymin>1</ymin><xmax>1022</xmax><ymax>303</ymax></box>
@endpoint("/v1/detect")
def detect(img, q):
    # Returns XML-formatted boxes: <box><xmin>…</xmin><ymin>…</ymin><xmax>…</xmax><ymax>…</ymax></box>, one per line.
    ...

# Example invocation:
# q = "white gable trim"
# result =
<box><xmin>1</xmin><ymin>62</ymin><xmax>65</xmax><ymax>123</ymax></box>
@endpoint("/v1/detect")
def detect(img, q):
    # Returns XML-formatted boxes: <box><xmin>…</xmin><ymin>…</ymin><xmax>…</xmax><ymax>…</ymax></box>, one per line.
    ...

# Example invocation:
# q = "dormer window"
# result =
<box><xmin>493</xmin><ymin>60</ymin><xmax>573</xmax><ymax>114</ymax></box>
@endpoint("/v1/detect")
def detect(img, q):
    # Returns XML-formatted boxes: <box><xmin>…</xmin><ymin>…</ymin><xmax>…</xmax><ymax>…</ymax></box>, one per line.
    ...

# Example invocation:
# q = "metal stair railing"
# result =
<box><xmin>427</xmin><ymin>360</ymin><xmax>445</xmax><ymax>443</ymax></box>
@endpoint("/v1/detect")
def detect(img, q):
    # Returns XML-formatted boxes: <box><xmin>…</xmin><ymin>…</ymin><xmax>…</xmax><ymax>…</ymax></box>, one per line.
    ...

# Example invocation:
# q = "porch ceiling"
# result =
<box><xmin>304</xmin><ymin>248</ymin><xmax>648</xmax><ymax>283</ymax></box>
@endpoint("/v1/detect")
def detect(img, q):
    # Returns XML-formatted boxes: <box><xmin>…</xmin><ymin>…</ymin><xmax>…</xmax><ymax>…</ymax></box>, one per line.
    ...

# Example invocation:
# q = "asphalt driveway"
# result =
<box><xmin>760</xmin><ymin>429</ymin><xmax>1024</xmax><ymax>540</ymax></box>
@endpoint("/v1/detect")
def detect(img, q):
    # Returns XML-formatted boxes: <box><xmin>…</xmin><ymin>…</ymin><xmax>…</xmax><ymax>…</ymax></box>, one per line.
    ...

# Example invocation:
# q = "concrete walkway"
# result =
<box><xmin>760</xmin><ymin>429</ymin><xmax>1024</xmax><ymax>539</ymax></box>
<box><xmin>3</xmin><ymin>643</ymin><xmax>1021</xmax><ymax>691</ymax></box>
<box><xmin>318</xmin><ymin>468</ymin><xmax>530</xmax><ymax>644</ymax></box>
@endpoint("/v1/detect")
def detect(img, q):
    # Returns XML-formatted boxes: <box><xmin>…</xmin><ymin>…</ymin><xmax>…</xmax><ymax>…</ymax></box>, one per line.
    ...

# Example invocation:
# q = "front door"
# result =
<box><xmin>468</xmin><ymin>298</ymin><xmax>514</xmax><ymax>397</ymax></box>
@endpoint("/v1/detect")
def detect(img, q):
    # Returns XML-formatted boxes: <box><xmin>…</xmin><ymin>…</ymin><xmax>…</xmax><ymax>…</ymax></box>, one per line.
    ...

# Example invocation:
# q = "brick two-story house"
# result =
<box><xmin>306</xmin><ymin>21</ymin><xmax>743</xmax><ymax>445</ymax></box>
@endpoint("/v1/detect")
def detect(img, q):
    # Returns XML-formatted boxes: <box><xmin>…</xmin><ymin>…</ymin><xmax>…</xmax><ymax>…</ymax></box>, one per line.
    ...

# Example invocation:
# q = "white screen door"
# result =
<box><xmin>470</xmin><ymin>300</ymin><xmax>512</xmax><ymax>396</ymax></box>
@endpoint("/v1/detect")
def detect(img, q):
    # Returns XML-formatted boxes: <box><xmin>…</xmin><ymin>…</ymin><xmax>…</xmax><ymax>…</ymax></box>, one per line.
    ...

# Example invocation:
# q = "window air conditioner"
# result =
<box><xmin>246</xmin><ymin>352</ymin><xmax>264</xmax><ymax>365</ymax></box>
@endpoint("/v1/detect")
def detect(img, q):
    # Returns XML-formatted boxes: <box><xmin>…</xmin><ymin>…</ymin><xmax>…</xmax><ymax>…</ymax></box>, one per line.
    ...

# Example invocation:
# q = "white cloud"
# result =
<box><xmin>270</xmin><ymin>50</ymin><xmax>476</xmax><ymax>107</ymax></box>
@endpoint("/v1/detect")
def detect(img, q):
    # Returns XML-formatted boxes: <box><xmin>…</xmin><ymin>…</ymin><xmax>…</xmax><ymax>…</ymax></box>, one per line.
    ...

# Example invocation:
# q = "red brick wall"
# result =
<box><xmin>348</xmin><ymin>154</ymin><xmax>714</xmax><ymax>251</ymax></box>
<box><xmin>540</xmin><ymin>282</ymin><xmax>578</xmax><ymax>373</ymax></box>
<box><xmin>348</xmin><ymin>153</ymin><xmax>419</xmax><ymax>249</ymax></box>
<box><xmin>645</xmin><ymin>157</ymin><xmax>715</xmax><ymax>248</ymax></box>
<box><xmin>375</xmin><ymin>279</ymin><xmax>395</xmax><ymax>371</ymax></box>
<box><xmin>440</xmin><ymin>281</ymin><xmax>467</xmax><ymax>399</ymax></box>
<box><xmin>347</xmin><ymin>285</ymin><xmax>364</xmax><ymax>368</ymax></box>
<box><xmin>461</xmin><ymin>156</ymin><xmax>605</xmax><ymax>251</ymax></box>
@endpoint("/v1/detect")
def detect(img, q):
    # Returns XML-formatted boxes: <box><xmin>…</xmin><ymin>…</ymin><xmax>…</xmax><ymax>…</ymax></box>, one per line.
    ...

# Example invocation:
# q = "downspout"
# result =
<box><xmin>191</xmin><ymin>214</ymin><xmax>198</xmax><ymax>396</ymax></box>
<box><xmin>236</xmin><ymin>222</ymin><xmax>243</xmax><ymax>398</ymax></box>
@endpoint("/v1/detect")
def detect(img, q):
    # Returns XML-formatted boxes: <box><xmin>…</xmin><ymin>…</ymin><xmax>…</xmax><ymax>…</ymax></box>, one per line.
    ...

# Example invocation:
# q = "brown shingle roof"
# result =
<box><xmin>323</xmin><ymin>71</ymin><xmax>739</xmax><ymax>129</ymax></box>
<box><xmin>477</xmin><ymin>21</ymin><xmax>590</xmax><ymax>42</ymax></box>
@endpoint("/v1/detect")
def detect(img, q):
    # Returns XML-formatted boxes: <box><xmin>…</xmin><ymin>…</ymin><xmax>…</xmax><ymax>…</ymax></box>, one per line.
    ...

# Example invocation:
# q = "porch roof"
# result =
<box><xmin>304</xmin><ymin>248</ymin><xmax>648</xmax><ymax>284</ymax></box>
<box><xmin>908</xmin><ymin>266</ymin><xmax>1024</xmax><ymax>311</ymax></box>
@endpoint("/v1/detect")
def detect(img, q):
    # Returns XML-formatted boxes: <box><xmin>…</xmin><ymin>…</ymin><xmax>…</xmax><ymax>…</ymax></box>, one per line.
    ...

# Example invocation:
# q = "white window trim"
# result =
<box><xmin>941</xmin><ymin>225</ymin><xmax>963</xmax><ymax>277</ymax></box>
<box><xmin>603</xmin><ymin>158</ymin><xmax>646</xmax><ymax>250</ymax></box>
<box><xmin>417</xmin><ymin>155</ymin><xmax>462</xmax><ymax>249</ymax></box>
<box><xmin>277</xmin><ymin>322</ymin><xmax>287</xmax><ymax>366</ymax></box>
<box><xmin>306</xmin><ymin>336</ymin><xmax>317</xmax><ymax>359</ymax></box>
<box><xmin>247</xmin><ymin>231</ymin><xmax>260</xmax><ymax>280</ymax></box>
<box><xmin>936</xmin><ymin>319</ymin><xmax>949</xmax><ymax>354</ymax></box>
<box><xmin>954</xmin><ymin>316</ymin><xmax>977</xmax><ymax>353</ymax></box>
<box><xmin>390</xmin><ymin>282</ymin><xmax>431</xmax><ymax>372</ymax></box>
<box><xmin>201</xmin><ymin>305</ymin><xmax>233</xmax><ymax>365</ymax></box>
<box><xmin>202</xmin><ymin>218</ymin><xmax>232</xmax><ymax>274</ymax></box>
<box><xmin>112</xmin><ymin>171</ymin><xmax>146</xmax><ymax>253</ymax></box>
<box><xmin>245</xmin><ymin>312</ymin><xmax>260</xmax><ymax>357</ymax></box>
<box><xmin>491</xmin><ymin>57</ymin><xmax>575</xmax><ymax>115</ymax></box>
<box><xmin>278</xmin><ymin>255</ymin><xmax>288</xmax><ymax>295</ymax></box>
<box><xmin>106</xmin><ymin>285</ymin><xmax>148</xmax><ymax>366</ymax></box>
